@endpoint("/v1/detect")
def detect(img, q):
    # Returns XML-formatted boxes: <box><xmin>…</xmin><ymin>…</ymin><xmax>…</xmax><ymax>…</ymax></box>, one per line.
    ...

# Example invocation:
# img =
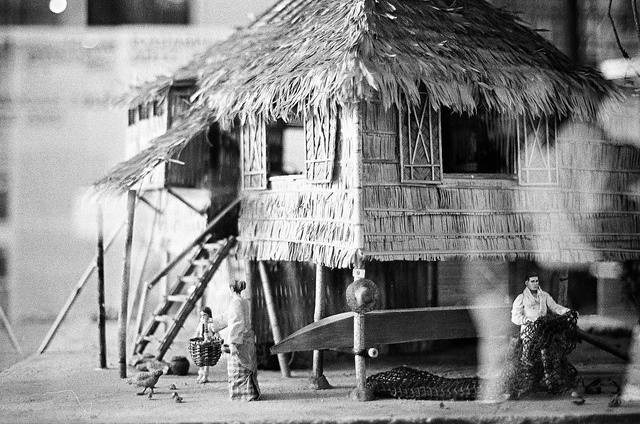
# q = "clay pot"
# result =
<box><xmin>170</xmin><ymin>356</ymin><xmax>190</xmax><ymax>376</ymax></box>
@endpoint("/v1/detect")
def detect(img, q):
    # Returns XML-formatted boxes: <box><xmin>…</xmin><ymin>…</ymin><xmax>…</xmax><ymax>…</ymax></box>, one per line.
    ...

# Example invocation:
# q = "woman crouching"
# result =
<box><xmin>207</xmin><ymin>279</ymin><xmax>260</xmax><ymax>401</ymax></box>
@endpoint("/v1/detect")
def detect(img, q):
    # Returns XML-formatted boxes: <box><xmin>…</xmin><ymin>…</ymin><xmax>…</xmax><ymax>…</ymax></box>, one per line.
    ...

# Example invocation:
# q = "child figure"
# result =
<box><xmin>196</xmin><ymin>306</ymin><xmax>215</xmax><ymax>384</ymax></box>
<box><xmin>207</xmin><ymin>280</ymin><xmax>260</xmax><ymax>401</ymax></box>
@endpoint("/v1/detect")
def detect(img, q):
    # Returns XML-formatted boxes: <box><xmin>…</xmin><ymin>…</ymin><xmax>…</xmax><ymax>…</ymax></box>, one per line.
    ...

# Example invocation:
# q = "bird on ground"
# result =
<box><xmin>172</xmin><ymin>392</ymin><xmax>184</xmax><ymax>403</ymax></box>
<box><xmin>127</xmin><ymin>370</ymin><xmax>163</xmax><ymax>397</ymax></box>
<box><xmin>608</xmin><ymin>394</ymin><xmax>621</xmax><ymax>408</ymax></box>
<box><xmin>583</xmin><ymin>378</ymin><xmax>602</xmax><ymax>394</ymax></box>
<box><xmin>572</xmin><ymin>397</ymin><xmax>585</xmax><ymax>405</ymax></box>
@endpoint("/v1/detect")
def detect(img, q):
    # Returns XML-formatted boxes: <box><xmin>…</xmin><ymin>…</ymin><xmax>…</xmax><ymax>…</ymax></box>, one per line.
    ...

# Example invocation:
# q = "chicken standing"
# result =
<box><xmin>127</xmin><ymin>370</ymin><xmax>163</xmax><ymax>397</ymax></box>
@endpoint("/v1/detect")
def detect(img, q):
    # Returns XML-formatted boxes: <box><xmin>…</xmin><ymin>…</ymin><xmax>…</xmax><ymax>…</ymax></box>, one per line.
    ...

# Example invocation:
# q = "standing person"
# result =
<box><xmin>196</xmin><ymin>306</ymin><xmax>216</xmax><ymax>384</ymax></box>
<box><xmin>511</xmin><ymin>272</ymin><xmax>574</xmax><ymax>391</ymax></box>
<box><xmin>511</xmin><ymin>272</ymin><xmax>570</xmax><ymax>333</ymax></box>
<box><xmin>207</xmin><ymin>280</ymin><xmax>260</xmax><ymax>401</ymax></box>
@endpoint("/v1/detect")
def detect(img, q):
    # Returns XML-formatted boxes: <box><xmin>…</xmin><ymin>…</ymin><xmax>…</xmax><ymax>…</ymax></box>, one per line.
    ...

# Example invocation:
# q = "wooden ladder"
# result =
<box><xmin>134</xmin><ymin>235</ymin><xmax>237</xmax><ymax>361</ymax></box>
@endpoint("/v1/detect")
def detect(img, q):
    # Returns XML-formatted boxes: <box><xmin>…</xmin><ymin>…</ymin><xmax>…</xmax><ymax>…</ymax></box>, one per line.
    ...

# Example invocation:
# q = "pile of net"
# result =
<box><xmin>366</xmin><ymin>311</ymin><xmax>579</xmax><ymax>401</ymax></box>
<box><xmin>367</xmin><ymin>366</ymin><xmax>479</xmax><ymax>400</ymax></box>
<box><xmin>502</xmin><ymin>310</ymin><xmax>579</xmax><ymax>397</ymax></box>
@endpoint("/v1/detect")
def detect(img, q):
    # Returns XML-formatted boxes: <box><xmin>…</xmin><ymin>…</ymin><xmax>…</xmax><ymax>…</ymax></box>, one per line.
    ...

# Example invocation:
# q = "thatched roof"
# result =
<box><xmin>96</xmin><ymin>0</ymin><xmax>619</xmax><ymax>193</ymax></box>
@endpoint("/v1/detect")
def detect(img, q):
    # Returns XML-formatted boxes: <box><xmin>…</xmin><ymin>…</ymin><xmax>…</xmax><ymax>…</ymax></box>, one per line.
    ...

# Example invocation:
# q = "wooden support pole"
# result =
<box><xmin>258</xmin><ymin>261</ymin><xmax>290</xmax><ymax>377</ymax></box>
<box><xmin>0</xmin><ymin>304</ymin><xmax>22</xmax><ymax>355</ymax></box>
<box><xmin>119</xmin><ymin>190</ymin><xmax>137</xmax><ymax>378</ymax></box>
<box><xmin>352</xmin><ymin>311</ymin><xmax>369</xmax><ymax>400</ymax></box>
<box><xmin>244</xmin><ymin>260</ymin><xmax>255</xmax><ymax>324</ymax></box>
<box><xmin>557</xmin><ymin>269</ymin><xmax>569</xmax><ymax>307</ymax></box>
<box><xmin>347</xmin><ymin>258</ymin><xmax>376</xmax><ymax>401</ymax></box>
<box><xmin>309</xmin><ymin>263</ymin><xmax>332</xmax><ymax>389</ymax></box>
<box><xmin>97</xmin><ymin>204</ymin><xmax>107</xmax><ymax>369</ymax></box>
<box><xmin>38</xmin><ymin>217</ymin><xmax>126</xmax><ymax>354</ymax></box>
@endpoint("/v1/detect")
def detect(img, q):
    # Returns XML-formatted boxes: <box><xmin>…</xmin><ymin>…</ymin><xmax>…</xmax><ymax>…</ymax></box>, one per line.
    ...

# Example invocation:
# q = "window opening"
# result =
<box><xmin>266</xmin><ymin>119</ymin><xmax>305</xmax><ymax>176</ymax></box>
<box><xmin>441</xmin><ymin>108</ymin><xmax>517</xmax><ymax>176</ymax></box>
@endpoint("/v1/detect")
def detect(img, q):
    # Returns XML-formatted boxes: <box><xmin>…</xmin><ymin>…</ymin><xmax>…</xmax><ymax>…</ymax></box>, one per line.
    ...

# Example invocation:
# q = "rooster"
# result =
<box><xmin>127</xmin><ymin>370</ymin><xmax>163</xmax><ymax>397</ymax></box>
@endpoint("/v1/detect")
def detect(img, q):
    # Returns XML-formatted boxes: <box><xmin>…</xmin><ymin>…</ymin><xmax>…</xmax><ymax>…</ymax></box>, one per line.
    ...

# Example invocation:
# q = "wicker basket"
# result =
<box><xmin>188</xmin><ymin>337</ymin><xmax>223</xmax><ymax>367</ymax></box>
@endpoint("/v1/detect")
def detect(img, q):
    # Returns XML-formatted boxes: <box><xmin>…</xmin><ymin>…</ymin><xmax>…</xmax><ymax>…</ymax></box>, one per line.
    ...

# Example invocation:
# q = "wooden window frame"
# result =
<box><xmin>518</xmin><ymin>114</ymin><xmax>559</xmax><ymax>186</ymax></box>
<box><xmin>304</xmin><ymin>108</ymin><xmax>337</xmax><ymax>184</ymax></box>
<box><xmin>398</xmin><ymin>94</ymin><xmax>443</xmax><ymax>184</ymax></box>
<box><xmin>240</xmin><ymin>117</ymin><xmax>268</xmax><ymax>190</ymax></box>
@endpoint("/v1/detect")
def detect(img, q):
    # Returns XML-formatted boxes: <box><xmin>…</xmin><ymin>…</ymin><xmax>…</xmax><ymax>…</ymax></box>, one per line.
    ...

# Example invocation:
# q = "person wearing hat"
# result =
<box><xmin>206</xmin><ymin>280</ymin><xmax>260</xmax><ymax>401</ymax></box>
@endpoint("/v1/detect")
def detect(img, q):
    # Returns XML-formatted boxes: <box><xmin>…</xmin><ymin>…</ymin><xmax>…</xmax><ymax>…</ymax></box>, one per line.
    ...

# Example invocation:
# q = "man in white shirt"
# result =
<box><xmin>511</xmin><ymin>273</ymin><xmax>570</xmax><ymax>331</ymax></box>
<box><xmin>510</xmin><ymin>272</ymin><xmax>574</xmax><ymax>391</ymax></box>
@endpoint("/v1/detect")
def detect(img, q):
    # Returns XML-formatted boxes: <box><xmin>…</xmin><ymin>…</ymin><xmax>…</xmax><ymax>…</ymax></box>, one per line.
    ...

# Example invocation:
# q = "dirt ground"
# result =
<box><xmin>1</xmin><ymin>317</ymin><xmax>640</xmax><ymax>424</ymax></box>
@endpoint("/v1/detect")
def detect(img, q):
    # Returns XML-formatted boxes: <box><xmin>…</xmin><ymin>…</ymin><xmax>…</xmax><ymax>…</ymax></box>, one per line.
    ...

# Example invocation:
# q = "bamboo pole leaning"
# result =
<box><xmin>38</xmin><ymin>213</ymin><xmax>127</xmax><ymax>354</ymax></box>
<box><xmin>0</xmin><ymin>304</ymin><xmax>22</xmax><ymax>355</ymax></box>
<box><xmin>258</xmin><ymin>261</ymin><xmax>290</xmax><ymax>378</ymax></box>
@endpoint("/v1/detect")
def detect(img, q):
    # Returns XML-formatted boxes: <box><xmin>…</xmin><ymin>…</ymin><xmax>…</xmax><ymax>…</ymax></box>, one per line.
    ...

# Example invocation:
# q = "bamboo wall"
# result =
<box><xmin>361</xmin><ymin>103</ymin><xmax>640</xmax><ymax>264</ymax></box>
<box><xmin>237</xmin><ymin>105</ymin><xmax>361</xmax><ymax>269</ymax></box>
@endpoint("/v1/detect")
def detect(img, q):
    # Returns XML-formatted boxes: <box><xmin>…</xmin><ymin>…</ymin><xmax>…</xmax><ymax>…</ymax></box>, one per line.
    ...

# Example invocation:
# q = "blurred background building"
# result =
<box><xmin>0</xmin><ymin>0</ymin><xmax>638</xmax><ymax>370</ymax></box>
<box><xmin>0</xmin><ymin>0</ymin><xmax>273</xmax><ymax>370</ymax></box>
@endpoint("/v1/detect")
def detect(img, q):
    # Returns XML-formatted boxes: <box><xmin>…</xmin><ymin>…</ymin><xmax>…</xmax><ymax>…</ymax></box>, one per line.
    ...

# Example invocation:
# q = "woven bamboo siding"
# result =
<box><xmin>237</xmin><ymin>106</ymin><xmax>359</xmax><ymax>268</ymax></box>
<box><xmin>363</xmin><ymin>119</ymin><xmax>640</xmax><ymax>263</ymax></box>
<box><xmin>362</xmin><ymin>100</ymin><xmax>400</xmax><ymax>185</ymax></box>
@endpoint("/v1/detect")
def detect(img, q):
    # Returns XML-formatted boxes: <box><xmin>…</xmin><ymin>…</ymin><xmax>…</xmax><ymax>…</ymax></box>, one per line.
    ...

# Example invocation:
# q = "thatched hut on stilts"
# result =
<box><xmin>94</xmin><ymin>0</ymin><xmax>640</xmax><ymax>398</ymax></box>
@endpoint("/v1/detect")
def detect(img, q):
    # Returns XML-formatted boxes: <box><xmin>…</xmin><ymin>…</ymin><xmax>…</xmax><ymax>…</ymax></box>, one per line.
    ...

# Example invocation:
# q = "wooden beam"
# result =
<box><xmin>577</xmin><ymin>329</ymin><xmax>629</xmax><ymax>363</ymax></box>
<box><xmin>97</xmin><ymin>204</ymin><xmax>107</xmax><ymax>369</ymax></box>
<box><xmin>119</xmin><ymin>190</ymin><xmax>137</xmax><ymax>378</ymax></box>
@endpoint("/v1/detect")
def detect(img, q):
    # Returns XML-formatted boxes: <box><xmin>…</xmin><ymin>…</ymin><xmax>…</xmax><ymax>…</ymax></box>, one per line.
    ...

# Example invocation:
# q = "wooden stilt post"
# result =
<box><xmin>97</xmin><ymin>204</ymin><xmax>107</xmax><ymax>369</ymax></box>
<box><xmin>352</xmin><ymin>311</ymin><xmax>368</xmax><ymax>400</ymax></box>
<box><xmin>258</xmin><ymin>261</ymin><xmax>290</xmax><ymax>377</ymax></box>
<box><xmin>244</xmin><ymin>260</ymin><xmax>255</xmax><ymax>325</ymax></box>
<box><xmin>119</xmin><ymin>190</ymin><xmax>137</xmax><ymax>378</ymax></box>
<box><xmin>346</xmin><ymin>257</ymin><xmax>377</xmax><ymax>401</ymax></box>
<box><xmin>557</xmin><ymin>269</ymin><xmax>569</xmax><ymax>306</ymax></box>
<box><xmin>309</xmin><ymin>263</ymin><xmax>332</xmax><ymax>389</ymax></box>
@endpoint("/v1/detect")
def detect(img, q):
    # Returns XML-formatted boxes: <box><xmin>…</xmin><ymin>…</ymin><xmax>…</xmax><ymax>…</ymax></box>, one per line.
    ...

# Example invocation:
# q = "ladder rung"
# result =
<box><xmin>154</xmin><ymin>315</ymin><xmax>175</xmax><ymax>323</ymax></box>
<box><xmin>181</xmin><ymin>275</ymin><xmax>202</xmax><ymax>285</ymax></box>
<box><xmin>142</xmin><ymin>335</ymin><xmax>161</xmax><ymax>343</ymax></box>
<box><xmin>166</xmin><ymin>294</ymin><xmax>189</xmax><ymax>303</ymax></box>
<box><xmin>191</xmin><ymin>259</ymin><xmax>211</xmax><ymax>267</ymax></box>
<box><xmin>202</xmin><ymin>242</ymin><xmax>221</xmax><ymax>251</ymax></box>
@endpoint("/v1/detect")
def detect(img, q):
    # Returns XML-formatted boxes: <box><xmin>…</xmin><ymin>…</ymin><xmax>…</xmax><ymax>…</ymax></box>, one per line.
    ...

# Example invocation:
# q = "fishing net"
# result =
<box><xmin>366</xmin><ymin>311</ymin><xmax>578</xmax><ymax>400</ymax></box>
<box><xmin>367</xmin><ymin>366</ymin><xmax>479</xmax><ymax>400</ymax></box>
<box><xmin>502</xmin><ymin>310</ymin><xmax>579</xmax><ymax>397</ymax></box>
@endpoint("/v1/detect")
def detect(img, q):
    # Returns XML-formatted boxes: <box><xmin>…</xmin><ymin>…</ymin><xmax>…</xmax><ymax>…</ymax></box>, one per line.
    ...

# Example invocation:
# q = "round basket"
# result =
<box><xmin>188</xmin><ymin>337</ymin><xmax>222</xmax><ymax>367</ymax></box>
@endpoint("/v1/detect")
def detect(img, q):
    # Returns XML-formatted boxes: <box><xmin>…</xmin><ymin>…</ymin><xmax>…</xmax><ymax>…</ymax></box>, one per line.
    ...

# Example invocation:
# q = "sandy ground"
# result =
<box><xmin>2</xmin><ymin>317</ymin><xmax>640</xmax><ymax>424</ymax></box>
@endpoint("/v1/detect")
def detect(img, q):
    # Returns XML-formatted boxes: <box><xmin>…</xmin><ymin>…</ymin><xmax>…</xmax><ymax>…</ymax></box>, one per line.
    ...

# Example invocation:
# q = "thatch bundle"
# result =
<box><xmin>96</xmin><ymin>0</ymin><xmax>618</xmax><ymax>194</ymax></box>
<box><xmin>129</xmin><ymin>0</ymin><xmax>615</xmax><ymax>121</ymax></box>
